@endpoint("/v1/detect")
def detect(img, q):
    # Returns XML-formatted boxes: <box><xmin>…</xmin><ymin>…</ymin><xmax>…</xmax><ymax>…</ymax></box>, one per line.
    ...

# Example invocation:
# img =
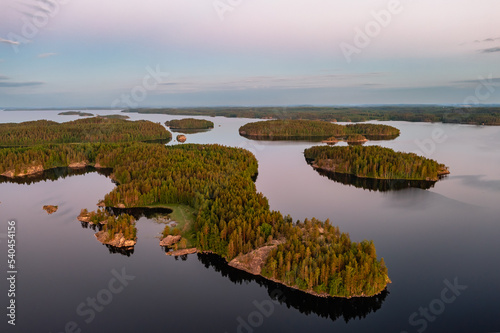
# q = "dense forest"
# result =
<box><xmin>126</xmin><ymin>106</ymin><xmax>500</xmax><ymax>125</ymax></box>
<box><xmin>304</xmin><ymin>145</ymin><xmax>449</xmax><ymax>181</ymax></box>
<box><xmin>261</xmin><ymin>218</ymin><xmax>389</xmax><ymax>297</ymax></box>
<box><xmin>0</xmin><ymin>117</ymin><xmax>170</xmax><ymax>147</ymax></box>
<box><xmin>58</xmin><ymin>111</ymin><xmax>94</xmax><ymax>117</ymax></box>
<box><xmin>165</xmin><ymin>118</ymin><xmax>214</xmax><ymax>130</ymax></box>
<box><xmin>1</xmin><ymin>142</ymin><xmax>390</xmax><ymax>298</ymax></box>
<box><xmin>239</xmin><ymin>120</ymin><xmax>400</xmax><ymax>140</ymax></box>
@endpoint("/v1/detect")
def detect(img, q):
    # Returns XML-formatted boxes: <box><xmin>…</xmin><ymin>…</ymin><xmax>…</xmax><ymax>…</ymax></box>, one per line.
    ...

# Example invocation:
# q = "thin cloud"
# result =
<box><xmin>0</xmin><ymin>37</ymin><xmax>20</xmax><ymax>45</ymax></box>
<box><xmin>0</xmin><ymin>75</ymin><xmax>9</xmax><ymax>80</ymax></box>
<box><xmin>155</xmin><ymin>73</ymin><xmax>387</xmax><ymax>93</ymax></box>
<box><xmin>453</xmin><ymin>77</ymin><xmax>500</xmax><ymax>85</ymax></box>
<box><xmin>0</xmin><ymin>81</ymin><xmax>44</xmax><ymax>88</ymax></box>
<box><xmin>480</xmin><ymin>47</ymin><xmax>500</xmax><ymax>53</ymax></box>
<box><xmin>38</xmin><ymin>53</ymin><xmax>57</xmax><ymax>58</ymax></box>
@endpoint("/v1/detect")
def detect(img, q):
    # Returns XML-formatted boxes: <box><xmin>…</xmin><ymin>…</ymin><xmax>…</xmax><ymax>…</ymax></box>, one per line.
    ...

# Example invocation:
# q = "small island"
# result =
<box><xmin>239</xmin><ymin>120</ymin><xmax>400</xmax><ymax>141</ymax></box>
<box><xmin>165</xmin><ymin>118</ymin><xmax>214</xmax><ymax>133</ymax></box>
<box><xmin>304</xmin><ymin>145</ymin><xmax>450</xmax><ymax>182</ymax></box>
<box><xmin>78</xmin><ymin>208</ymin><xmax>137</xmax><ymax>248</ymax></box>
<box><xmin>43</xmin><ymin>205</ymin><xmax>58</xmax><ymax>214</ymax></box>
<box><xmin>99</xmin><ymin>114</ymin><xmax>130</xmax><ymax>120</ymax></box>
<box><xmin>176</xmin><ymin>134</ymin><xmax>187</xmax><ymax>143</ymax></box>
<box><xmin>345</xmin><ymin>134</ymin><xmax>368</xmax><ymax>144</ymax></box>
<box><xmin>58</xmin><ymin>111</ymin><xmax>94</xmax><ymax>117</ymax></box>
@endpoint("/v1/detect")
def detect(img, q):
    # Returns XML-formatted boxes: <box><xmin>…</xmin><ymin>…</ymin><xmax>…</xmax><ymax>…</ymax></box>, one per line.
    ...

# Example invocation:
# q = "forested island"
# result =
<box><xmin>0</xmin><ymin>117</ymin><xmax>170</xmax><ymax>147</ymax></box>
<box><xmin>58</xmin><ymin>111</ymin><xmax>94</xmax><ymax>117</ymax></box>
<box><xmin>239</xmin><ymin>120</ymin><xmax>400</xmax><ymax>141</ymax></box>
<box><xmin>125</xmin><ymin>105</ymin><xmax>500</xmax><ymax>125</ymax></box>
<box><xmin>304</xmin><ymin>145</ymin><xmax>450</xmax><ymax>181</ymax></box>
<box><xmin>0</xmin><ymin>139</ymin><xmax>390</xmax><ymax>298</ymax></box>
<box><xmin>165</xmin><ymin>118</ymin><xmax>214</xmax><ymax>131</ymax></box>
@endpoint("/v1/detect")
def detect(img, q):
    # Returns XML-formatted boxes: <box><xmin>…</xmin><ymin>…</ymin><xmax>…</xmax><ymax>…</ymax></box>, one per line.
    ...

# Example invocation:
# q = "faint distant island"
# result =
<box><xmin>165</xmin><ymin>118</ymin><xmax>214</xmax><ymax>133</ymax></box>
<box><xmin>239</xmin><ymin>120</ymin><xmax>400</xmax><ymax>141</ymax></box>
<box><xmin>58</xmin><ymin>111</ymin><xmax>130</xmax><ymax>120</ymax></box>
<box><xmin>304</xmin><ymin>145</ymin><xmax>450</xmax><ymax>182</ymax></box>
<box><xmin>58</xmin><ymin>111</ymin><xmax>94</xmax><ymax>117</ymax></box>
<box><xmin>124</xmin><ymin>106</ymin><xmax>500</xmax><ymax>125</ymax></box>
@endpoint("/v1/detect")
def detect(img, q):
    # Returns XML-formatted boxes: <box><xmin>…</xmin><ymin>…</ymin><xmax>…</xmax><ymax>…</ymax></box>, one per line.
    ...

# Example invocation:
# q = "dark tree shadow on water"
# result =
<box><xmin>197</xmin><ymin>253</ymin><xmax>389</xmax><ymax>323</ymax></box>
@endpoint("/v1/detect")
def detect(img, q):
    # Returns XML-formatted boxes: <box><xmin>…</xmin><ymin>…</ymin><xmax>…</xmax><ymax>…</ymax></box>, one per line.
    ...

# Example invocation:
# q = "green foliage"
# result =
<box><xmin>165</xmin><ymin>118</ymin><xmax>214</xmax><ymax>130</ymax></box>
<box><xmin>239</xmin><ymin>120</ymin><xmax>399</xmax><ymax>140</ymax></box>
<box><xmin>0</xmin><ymin>117</ymin><xmax>170</xmax><ymax>147</ymax></box>
<box><xmin>304</xmin><ymin>145</ymin><xmax>449</xmax><ymax>181</ymax></box>
<box><xmin>3</xmin><ymin>142</ymin><xmax>389</xmax><ymax>297</ymax></box>
<box><xmin>128</xmin><ymin>106</ymin><xmax>500</xmax><ymax>125</ymax></box>
<box><xmin>261</xmin><ymin>218</ymin><xmax>389</xmax><ymax>297</ymax></box>
<box><xmin>81</xmin><ymin>208</ymin><xmax>136</xmax><ymax>241</ymax></box>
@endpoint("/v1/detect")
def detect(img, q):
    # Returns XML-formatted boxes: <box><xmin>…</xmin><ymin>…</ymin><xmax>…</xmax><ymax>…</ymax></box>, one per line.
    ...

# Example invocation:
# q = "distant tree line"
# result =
<box><xmin>126</xmin><ymin>106</ymin><xmax>500</xmax><ymax>125</ymax></box>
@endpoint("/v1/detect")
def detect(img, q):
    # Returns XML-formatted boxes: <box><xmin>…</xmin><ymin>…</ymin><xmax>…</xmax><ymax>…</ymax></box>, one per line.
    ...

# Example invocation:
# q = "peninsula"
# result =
<box><xmin>0</xmin><ymin>117</ymin><xmax>170</xmax><ymax>147</ymax></box>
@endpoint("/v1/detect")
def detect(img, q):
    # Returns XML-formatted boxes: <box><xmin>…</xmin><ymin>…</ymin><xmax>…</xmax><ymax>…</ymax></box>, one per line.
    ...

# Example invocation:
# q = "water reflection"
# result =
<box><xmin>104</xmin><ymin>244</ymin><xmax>135</xmax><ymax>257</ymax></box>
<box><xmin>169</xmin><ymin>128</ymin><xmax>212</xmax><ymax>134</ymax></box>
<box><xmin>313</xmin><ymin>168</ymin><xmax>439</xmax><ymax>192</ymax></box>
<box><xmin>0</xmin><ymin>166</ymin><xmax>113</xmax><ymax>185</ymax></box>
<box><xmin>197</xmin><ymin>253</ymin><xmax>388</xmax><ymax>323</ymax></box>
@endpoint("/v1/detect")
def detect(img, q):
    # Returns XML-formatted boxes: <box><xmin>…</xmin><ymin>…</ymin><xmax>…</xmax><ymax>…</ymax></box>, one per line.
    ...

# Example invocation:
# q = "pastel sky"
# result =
<box><xmin>0</xmin><ymin>0</ymin><xmax>499</xmax><ymax>108</ymax></box>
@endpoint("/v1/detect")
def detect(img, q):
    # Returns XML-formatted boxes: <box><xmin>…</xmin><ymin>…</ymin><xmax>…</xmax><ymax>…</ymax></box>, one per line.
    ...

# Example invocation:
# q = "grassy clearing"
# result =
<box><xmin>151</xmin><ymin>204</ymin><xmax>197</xmax><ymax>247</ymax></box>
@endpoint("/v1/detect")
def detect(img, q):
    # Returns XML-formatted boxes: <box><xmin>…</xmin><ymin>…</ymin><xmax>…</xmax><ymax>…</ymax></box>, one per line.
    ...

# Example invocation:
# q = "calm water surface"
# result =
<box><xmin>0</xmin><ymin>110</ymin><xmax>499</xmax><ymax>333</ymax></box>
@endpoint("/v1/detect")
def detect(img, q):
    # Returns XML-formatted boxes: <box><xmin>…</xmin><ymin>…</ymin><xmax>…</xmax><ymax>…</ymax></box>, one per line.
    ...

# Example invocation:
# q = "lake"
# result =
<box><xmin>1</xmin><ymin>110</ymin><xmax>499</xmax><ymax>333</ymax></box>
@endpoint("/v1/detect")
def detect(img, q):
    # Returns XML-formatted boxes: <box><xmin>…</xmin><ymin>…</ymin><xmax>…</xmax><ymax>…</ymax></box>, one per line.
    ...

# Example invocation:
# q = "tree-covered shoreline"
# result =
<box><xmin>1</xmin><ymin>142</ymin><xmax>390</xmax><ymax>298</ymax></box>
<box><xmin>165</xmin><ymin>118</ymin><xmax>214</xmax><ymax>130</ymax></box>
<box><xmin>304</xmin><ymin>145</ymin><xmax>450</xmax><ymax>181</ymax></box>
<box><xmin>0</xmin><ymin>117</ymin><xmax>170</xmax><ymax>147</ymax></box>
<box><xmin>239</xmin><ymin>120</ymin><xmax>400</xmax><ymax>141</ymax></box>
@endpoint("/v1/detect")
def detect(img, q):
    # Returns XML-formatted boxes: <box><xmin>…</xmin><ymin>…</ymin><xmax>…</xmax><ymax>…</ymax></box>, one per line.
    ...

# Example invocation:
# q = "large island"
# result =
<box><xmin>239</xmin><ymin>120</ymin><xmax>400</xmax><ymax>141</ymax></box>
<box><xmin>0</xmin><ymin>120</ymin><xmax>390</xmax><ymax>299</ymax></box>
<box><xmin>304</xmin><ymin>145</ymin><xmax>450</xmax><ymax>182</ymax></box>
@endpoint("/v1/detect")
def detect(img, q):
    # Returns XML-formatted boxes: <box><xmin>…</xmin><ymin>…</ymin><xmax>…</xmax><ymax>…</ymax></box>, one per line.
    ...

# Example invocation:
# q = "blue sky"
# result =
<box><xmin>0</xmin><ymin>0</ymin><xmax>499</xmax><ymax>108</ymax></box>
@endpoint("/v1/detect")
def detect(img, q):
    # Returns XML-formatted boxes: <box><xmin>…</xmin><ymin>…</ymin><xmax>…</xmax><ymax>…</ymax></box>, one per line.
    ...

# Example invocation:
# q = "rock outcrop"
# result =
<box><xmin>43</xmin><ymin>205</ymin><xmax>58</xmax><ymax>214</ymax></box>
<box><xmin>1</xmin><ymin>165</ymin><xmax>44</xmax><ymax>178</ymax></box>
<box><xmin>95</xmin><ymin>231</ymin><xmax>136</xmax><ymax>248</ymax></box>
<box><xmin>160</xmin><ymin>235</ymin><xmax>182</xmax><ymax>247</ymax></box>
<box><xmin>68</xmin><ymin>161</ymin><xmax>88</xmax><ymax>168</ymax></box>
<box><xmin>229</xmin><ymin>240</ymin><xmax>284</xmax><ymax>275</ymax></box>
<box><xmin>176</xmin><ymin>134</ymin><xmax>187</xmax><ymax>143</ymax></box>
<box><xmin>166</xmin><ymin>248</ymin><xmax>197</xmax><ymax>256</ymax></box>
